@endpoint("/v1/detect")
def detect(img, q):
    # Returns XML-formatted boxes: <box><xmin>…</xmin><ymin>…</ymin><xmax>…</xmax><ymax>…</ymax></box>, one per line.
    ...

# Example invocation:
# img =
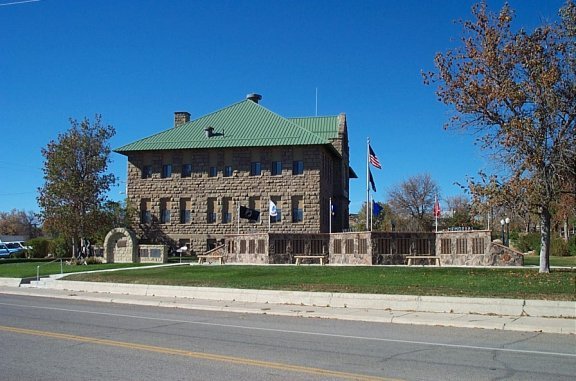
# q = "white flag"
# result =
<box><xmin>269</xmin><ymin>200</ymin><xmax>277</xmax><ymax>217</ymax></box>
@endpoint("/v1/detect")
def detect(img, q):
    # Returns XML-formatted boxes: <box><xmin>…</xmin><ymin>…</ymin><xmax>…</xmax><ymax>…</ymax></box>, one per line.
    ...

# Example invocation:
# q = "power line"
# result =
<box><xmin>0</xmin><ymin>0</ymin><xmax>41</xmax><ymax>7</ymax></box>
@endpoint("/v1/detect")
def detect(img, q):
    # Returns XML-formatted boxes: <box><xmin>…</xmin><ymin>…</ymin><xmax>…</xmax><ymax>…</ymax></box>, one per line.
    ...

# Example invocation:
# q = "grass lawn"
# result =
<box><xmin>0</xmin><ymin>259</ymin><xmax>153</xmax><ymax>279</ymax></box>
<box><xmin>62</xmin><ymin>265</ymin><xmax>576</xmax><ymax>301</ymax></box>
<box><xmin>522</xmin><ymin>255</ymin><xmax>576</xmax><ymax>267</ymax></box>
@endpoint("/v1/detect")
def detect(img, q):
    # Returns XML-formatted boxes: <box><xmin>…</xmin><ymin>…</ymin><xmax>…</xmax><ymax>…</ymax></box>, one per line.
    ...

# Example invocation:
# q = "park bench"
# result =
<box><xmin>197</xmin><ymin>254</ymin><xmax>225</xmax><ymax>265</ymax></box>
<box><xmin>197</xmin><ymin>244</ymin><xmax>225</xmax><ymax>265</ymax></box>
<box><xmin>294</xmin><ymin>255</ymin><xmax>327</xmax><ymax>265</ymax></box>
<box><xmin>406</xmin><ymin>255</ymin><xmax>441</xmax><ymax>266</ymax></box>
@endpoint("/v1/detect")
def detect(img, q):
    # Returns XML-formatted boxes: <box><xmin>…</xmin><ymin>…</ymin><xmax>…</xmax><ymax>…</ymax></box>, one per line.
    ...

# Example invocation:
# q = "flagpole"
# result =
<box><xmin>366</xmin><ymin>137</ymin><xmax>370</xmax><ymax>231</ymax></box>
<box><xmin>329</xmin><ymin>197</ymin><xmax>332</xmax><ymax>234</ymax></box>
<box><xmin>434</xmin><ymin>194</ymin><xmax>438</xmax><ymax>233</ymax></box>
<box><xmin>237</xmin><ymin>202</ymin><xmax>240</xmax><ymax>234</ymax></box>
<box><xmin>370</xmin><ymin>195</ymin><xmax>373</xmax><ymax>231</ymax></box>
<box><xmin>268</xmin><ymin>200</ymin><xmax>271</xmax><ymax>232</ymax></box>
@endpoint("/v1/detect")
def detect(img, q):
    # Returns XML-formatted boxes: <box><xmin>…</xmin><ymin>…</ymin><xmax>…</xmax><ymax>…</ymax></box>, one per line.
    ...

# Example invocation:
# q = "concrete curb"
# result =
<box><xmin>0</xmin><ymin>278</ymin><xmax>22</xmax><ymax>287</ymax></box>
<box><xmin>27</xmin><ymin>279</ymin><xmax>575</xmax><ymax>318</ymax></box>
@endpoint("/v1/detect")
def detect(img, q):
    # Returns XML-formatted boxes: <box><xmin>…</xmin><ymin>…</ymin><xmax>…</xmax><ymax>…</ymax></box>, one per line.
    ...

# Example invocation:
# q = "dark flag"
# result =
<box><xmin>240</xmin><ymin>206</ymin><xmax>260</xmax><ymax>220</ymax></box>
<box><xmin>369</xmin><ymin>169</ymin><xmax>377</xmax><ymax>192</ymax></box>
<box><xmin>372</xmin><ymin>201</ymin><xmax>383</xmax><ymax>218</ymax></box>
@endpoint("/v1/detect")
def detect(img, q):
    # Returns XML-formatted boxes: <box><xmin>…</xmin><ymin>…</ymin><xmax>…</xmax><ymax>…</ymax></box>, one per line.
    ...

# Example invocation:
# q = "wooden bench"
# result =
<box><xmin>406</xmin><ymin>255</ymin><xmax>441</xmax><ymax>266</ymax></box>
<box><xmin>197</xmin><ymin>255</ymin><xmax>225</xmax><ymax>265</ymax></box>
<box><xmin>294</xmin><ymin>255</ymin><xmax>327</xmax><ymax>265</ymax></box>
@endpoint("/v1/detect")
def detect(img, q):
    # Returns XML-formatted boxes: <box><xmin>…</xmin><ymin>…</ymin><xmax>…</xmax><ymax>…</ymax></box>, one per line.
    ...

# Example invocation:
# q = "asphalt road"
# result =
<box><xmin>0</xmin><ymin>294</ymin><xmax>574</xmax><ymax>381</ymax></box>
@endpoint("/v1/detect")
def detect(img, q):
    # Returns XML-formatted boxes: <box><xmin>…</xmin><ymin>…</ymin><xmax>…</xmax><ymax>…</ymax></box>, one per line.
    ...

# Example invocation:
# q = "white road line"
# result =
<box><xmin>1</xmin><ymin>301</ymin><xmax>574</xmax><ymax>358</ymax></box>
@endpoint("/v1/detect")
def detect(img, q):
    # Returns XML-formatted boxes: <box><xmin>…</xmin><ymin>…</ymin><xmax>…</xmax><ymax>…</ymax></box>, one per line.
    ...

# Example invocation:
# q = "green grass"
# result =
<box><xmin>0</xmin><ymin>259</ymin><xmax>153</xmax><ymax>279</ymax></box>
<box><xmin>522</xmin><ymin>255</ymin><xmax>576</xmax><ymax>267</ymax></box>
<box><xmin>62</xmin><ymin>265</ymin><xmax>576</xmax><ymax>301</ymax></box>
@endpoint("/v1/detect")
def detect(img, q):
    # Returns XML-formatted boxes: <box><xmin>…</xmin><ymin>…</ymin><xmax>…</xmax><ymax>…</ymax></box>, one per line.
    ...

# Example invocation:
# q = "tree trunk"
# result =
<box><xmin>539</xmin><ymin>207</ymin><xmax>551</xmax><ymax>273</ymax></box>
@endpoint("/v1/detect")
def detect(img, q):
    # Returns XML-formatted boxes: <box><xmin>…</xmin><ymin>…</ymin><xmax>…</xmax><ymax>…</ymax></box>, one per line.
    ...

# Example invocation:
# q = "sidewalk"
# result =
<box><xmin>1</xmin><ymin>277</ymin><xmax>574</xmax><ymax>335</ymax></box>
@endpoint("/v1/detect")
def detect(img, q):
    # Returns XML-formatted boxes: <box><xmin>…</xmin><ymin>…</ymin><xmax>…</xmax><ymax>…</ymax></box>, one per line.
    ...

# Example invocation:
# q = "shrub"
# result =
<box><xmin>515</xmin><ymin>233</ymin><xmax>541</xmax><ymax>254</ymax></box>
<box><xmin>569</xmin><ymin>236</ymin><xmax>576</xmax><ymax>256</ymax></box>
<box><xmin>26</xmin><ymin>237</ymin><xmax>51</xmax><ymax>258</ymax></box>
<box><xmin>552</xmin><ymin>235</ymin><xmax>569</xmax><ymax>257</ymax></box>
<box><xmin>50</xmin><ymin>237</ymin><xmax>71</xmax><ymax>258</ymax></box>
<box><xmin>515</xmin><ymin>233</ymin><xmax>571</xmax><ymax>256</ymax></box>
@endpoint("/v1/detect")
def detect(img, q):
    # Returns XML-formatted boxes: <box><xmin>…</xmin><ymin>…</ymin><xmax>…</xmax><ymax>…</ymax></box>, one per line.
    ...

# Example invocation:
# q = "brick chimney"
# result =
<box><xmin>174</xmin><ymin>111</ymin><xmax>191</xmax><ymax>128</ymax></box>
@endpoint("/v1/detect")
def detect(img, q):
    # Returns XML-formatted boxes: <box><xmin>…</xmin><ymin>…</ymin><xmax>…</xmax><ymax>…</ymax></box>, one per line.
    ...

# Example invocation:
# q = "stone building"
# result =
<box><xmin>115</xmin><ymin>94</ymin><xmax>356</xmax><ymax>255</ymax></box>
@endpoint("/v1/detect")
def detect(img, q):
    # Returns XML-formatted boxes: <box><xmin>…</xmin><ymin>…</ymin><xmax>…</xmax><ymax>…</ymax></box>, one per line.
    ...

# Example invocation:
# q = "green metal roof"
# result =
<box><xmin>115</xmin><ymin>99</ymin><xmax>340</xmax><ymax>154</ymax></box>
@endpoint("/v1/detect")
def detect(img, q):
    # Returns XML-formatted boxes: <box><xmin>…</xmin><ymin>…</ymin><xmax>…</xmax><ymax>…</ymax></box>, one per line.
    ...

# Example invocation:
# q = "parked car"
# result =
<box><xmin>0</xmin><ymin>242</ymin><xmax>10</xmax><ymax>257</ymax></box>
<box><xmin>3</xmin><ymin>242</ymin><xmax>28</xmax><ymax>256</ymax></box>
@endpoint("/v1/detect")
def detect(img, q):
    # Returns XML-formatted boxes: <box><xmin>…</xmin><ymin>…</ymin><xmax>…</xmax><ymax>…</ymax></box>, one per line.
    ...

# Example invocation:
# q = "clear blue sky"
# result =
<box><xmin>0</xmin><ymin>0</ymin><xmax>565</xmax><ymax>214</ymax></box>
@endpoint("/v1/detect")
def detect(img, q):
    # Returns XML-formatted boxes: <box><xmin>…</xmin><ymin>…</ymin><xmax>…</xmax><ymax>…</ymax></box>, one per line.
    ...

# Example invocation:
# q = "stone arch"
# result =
<box><xmin>103</xmin><ymin>228</ymin><xmax>138</xmax><ymax>263</ymax></box>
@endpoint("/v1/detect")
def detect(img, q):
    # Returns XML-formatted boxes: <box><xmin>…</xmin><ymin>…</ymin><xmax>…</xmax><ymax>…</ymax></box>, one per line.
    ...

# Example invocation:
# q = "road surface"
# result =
<box><xmin>0</xmin><ymin>294</ymin><xmax>574</xmax><ymax>380</ymax></box>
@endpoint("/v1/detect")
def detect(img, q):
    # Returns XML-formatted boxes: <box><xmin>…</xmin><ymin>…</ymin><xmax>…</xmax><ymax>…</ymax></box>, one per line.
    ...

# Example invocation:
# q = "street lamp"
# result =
<box><xmin>505</xmin><ymin>217</ymin><xmax>510</xmax><ymax>246</ymax></box>
<box><xmin>500</xmin><ymin>219</ymin><xmax>505</xmax><ymax>244</ymax></box>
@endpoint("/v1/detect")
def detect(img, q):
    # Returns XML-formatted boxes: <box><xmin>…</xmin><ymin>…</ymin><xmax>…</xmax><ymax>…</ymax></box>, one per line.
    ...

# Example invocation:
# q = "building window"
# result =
<box><xmin>161</xmin><ymin>164</ymin><xmax>172</xmax><ymax>178</ymax></box>
<box><xmin>291</xmin><ymin>195</ymin><xmax>303</xmax><ymax>223</ymax></box>
<box><xmin>207</xmin><ymin>197</ymin><xmax>216</xmax><ymax>223</ymax></box>
<box><xmin>222</xmin><ymin>197</ymin><xmax>232</xmax><ymax>223</ymax></box>
<box><xmin>292</xmin><ymin>160</ymin><xmax>304</xmax><ymax>175</ymax></box>
<box><xmin>142</xmin><ymin>165</ymin><xmax>152</xmax><ymax>179</ymax></box>
<box><xmin>181</xmin><ymin>164</ymin><xmax>192</xmax><ymax>178</ymax></box>
<box><xmin>271</xmin><ymin>161</ymin><xmax>282</xmax><ymax>176</ymax></box>
<box><xmin>250</xmin><ymin>162</ymin><xmax>261</xmax><ymax>176</ymax></box>
<box><xmin>224</xmin><ymin>165</ymin><xmax>233</xmax><ymax>177</ymax></box>
<box><xmin>140</xmin><ymin>199</ymin><xmax>151</xmax><ymax>224</ymax></box>
<box><xmin>180</xmin><ymin>198</ymin><xmax>191</xmax><ymax>223</ymax></box>
<box><xmin>209</xmin><ymin>166</ymin><xmax>217</xmax><ymax>177</ymax></box>
<box><xmin>160</xmin><ymin>198</ymin><xmax>170</xmax><ymax>224</ymax></box>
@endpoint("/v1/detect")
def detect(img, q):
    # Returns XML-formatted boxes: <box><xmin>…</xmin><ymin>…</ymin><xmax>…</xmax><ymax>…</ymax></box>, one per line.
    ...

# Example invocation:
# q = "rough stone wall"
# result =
<box><xmin>103</xmin><ymin>228</ymin><xmax>138</xmax><ymax>263</ymax></box>
<box><xmin>329</xmin><ymin>232</ymin><xmax>372</xmax><ymax>265</ymax></box>
<box><xmin>138</xmin><ymin>244</ymin><xmax>168</xmax><ymax>264</ymax></box>
<box><xmin>486</xmin><ymin>243</ymin><xmax>524</xmax><ymax>266</ymax></box>
<box><xmin>219</xmin><ymin>230</ymin><xmax>520</xmax><ymax>266</ymax></box>
<box><xmin>126</xmin><ymin>145</ymin><xmax>347</xmax><ymax>254</ymax></box>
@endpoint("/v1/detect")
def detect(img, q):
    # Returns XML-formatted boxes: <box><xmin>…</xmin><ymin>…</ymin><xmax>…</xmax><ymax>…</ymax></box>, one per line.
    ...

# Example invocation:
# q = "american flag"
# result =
<box><xmin>433</xmin><ymin>196</ymin><xmax>441</xmax><ymax>217</ymax></box>
<box><xmin>369</xmin><ymin>145</ymin><xmax>382</xmax><ymax>169</ymax></box>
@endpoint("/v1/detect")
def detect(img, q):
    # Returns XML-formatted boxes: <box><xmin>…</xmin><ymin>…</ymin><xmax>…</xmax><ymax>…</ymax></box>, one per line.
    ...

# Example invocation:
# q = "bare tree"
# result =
<box><xmin>388</xmin><ymin>173</ymin><xmax>439</xmax><ymax>231</ymax></box>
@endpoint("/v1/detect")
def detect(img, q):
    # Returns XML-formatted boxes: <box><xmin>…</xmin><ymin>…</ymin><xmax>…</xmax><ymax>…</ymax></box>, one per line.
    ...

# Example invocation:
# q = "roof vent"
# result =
<box><xmin>246</xmin><ymin>93</ymin><xmax>262</xmax><ymax>103</ymax></box>
<box><xmin>204</xmin><ymin>126</ymin><xmax>214</xmax><ymax>138</ymax></box>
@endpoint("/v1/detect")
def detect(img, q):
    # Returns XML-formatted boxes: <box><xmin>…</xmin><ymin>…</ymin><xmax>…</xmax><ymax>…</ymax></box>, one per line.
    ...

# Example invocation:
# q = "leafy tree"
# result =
<box><xmin>424</xmin><ymin>1</ymin><xmax>576</xmax><ymax>272</ymax></box>
<box><xmin>388</xmin><ymin>173</ymin><xmax>439</xmax><ymax>231</ymax></box>
<box><xmin>38</xmin><ymin>115</ymin><xmax>116</xmax><ymax>257</ymax></box>
<box><xmin>354</xmin><ymin>201</ymin><xmax>395</xmax><ymax>231</ymax></box>
<box><xmin>0</xmin><ymin>209</ymin><xmax>42</xmax><ymax>238</ymax></box>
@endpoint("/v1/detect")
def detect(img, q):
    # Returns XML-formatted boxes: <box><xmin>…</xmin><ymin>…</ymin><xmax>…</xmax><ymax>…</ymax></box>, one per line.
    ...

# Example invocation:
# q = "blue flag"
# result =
<box><xmin>369</xmin><ymin>169</ymin><xmax>376</xmax><ymax>192</ymax></box>
<box><xmin>372</xmin><ymin>201</ymin><xmax>383</xmax><ymax>217</ymax></box>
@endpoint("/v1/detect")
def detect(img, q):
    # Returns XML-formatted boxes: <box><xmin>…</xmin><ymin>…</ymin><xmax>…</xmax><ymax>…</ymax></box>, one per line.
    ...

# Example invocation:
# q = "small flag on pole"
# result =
<box><xmin>372</xmin><ymin>201</ymin><xmax>383</xmax><ymax>218</ymax></box>
<box><xmin>369</xmin><ymin>145</ymin><xmax>382</xmax><ymax>169</ymax></box>
<box><xmin>240</xmin><ymin>206</ymin><xmax>260</xmax><ymax>220</ymax></box>
<box><xmin>269</xmin><ymin>200</ymin><xmax>277</xmax><ymax>217</ymax></box>
<box><xmin>433</xmin><ymin>196</ymin><xmax>441</xmax><ymax>217</ymax></box>
<box><xmin>369</xmin><ymin>169</ymin><xmax>377</xmax><ymax>192</ymax></box>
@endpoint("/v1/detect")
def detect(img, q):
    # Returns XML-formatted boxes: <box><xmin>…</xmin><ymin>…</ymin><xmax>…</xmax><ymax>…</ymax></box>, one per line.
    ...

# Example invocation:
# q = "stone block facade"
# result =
<box><xmin>125</xmin><ymin>144</ymin><xmax>349</xmax><ymax>255</ymax></box>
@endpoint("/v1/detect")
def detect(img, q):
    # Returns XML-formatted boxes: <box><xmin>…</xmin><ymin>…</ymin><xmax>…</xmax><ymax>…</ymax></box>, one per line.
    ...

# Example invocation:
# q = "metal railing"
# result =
<box><xmin>36</xmin><ymin>258</ymin><xmax>64</xmax><ymax>283</ymax></box>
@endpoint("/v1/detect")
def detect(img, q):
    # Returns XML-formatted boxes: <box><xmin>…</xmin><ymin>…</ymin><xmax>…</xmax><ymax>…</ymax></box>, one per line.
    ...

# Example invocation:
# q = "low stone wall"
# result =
<box><xmin>138</xmin><ymin>244</ymin><xmax>168</xmax><ymax>264</ymax></box>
